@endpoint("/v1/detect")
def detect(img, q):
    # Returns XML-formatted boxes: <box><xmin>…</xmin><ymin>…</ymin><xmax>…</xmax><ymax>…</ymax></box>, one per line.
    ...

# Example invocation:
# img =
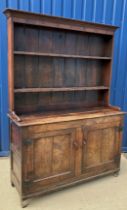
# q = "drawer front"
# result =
<box><xmin>22</xmin><ymin>128</ymin><xmax>76</xmax><ymax>194</ymax></box>
<box><xmin>22</xmin><ymin>115</ymin><xmax>123</xmax><ymax>139</ymax></box>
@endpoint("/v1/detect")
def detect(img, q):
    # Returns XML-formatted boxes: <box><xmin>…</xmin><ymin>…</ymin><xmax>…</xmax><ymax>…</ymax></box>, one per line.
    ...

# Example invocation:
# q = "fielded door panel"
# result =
<box><xmin>81</xmin><ymin>121</ymin><xmax>123</xmax><ymax>174</ymax></box>
<box><xmin>23</xmin><ymin>128</ymin><xmax>76</xmax><ymax>193</ymax></box>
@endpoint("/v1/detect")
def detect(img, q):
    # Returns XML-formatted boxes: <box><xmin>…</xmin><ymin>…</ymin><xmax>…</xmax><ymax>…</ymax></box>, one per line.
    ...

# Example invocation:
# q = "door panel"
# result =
<box><xmin>82</xmin><ymin>121</ymin><xmax>122</xmax><ymax>174</ymax></box>
<box><xmin>34</xmin><ymin>136</ymin><xmax>53</xmax><ymax>178</ymax></box>
<box><xmin>83</xmin><ymin>129</ymin><xmax>102</xmax><ymax>167</ymax></box>
<box><xmin>101</xmin><ymin>128</ymin><xmax>115</xmax><ymax>162</ymax></box>
<box><xmin>52</xmin><ymin>134</ymin><xmax>71</xmax><ymax>174</ymax></box>
<box><xmin>23</xmin><ymin>128</ymin><xmax>76</xmax><ymax>188</ymax></box>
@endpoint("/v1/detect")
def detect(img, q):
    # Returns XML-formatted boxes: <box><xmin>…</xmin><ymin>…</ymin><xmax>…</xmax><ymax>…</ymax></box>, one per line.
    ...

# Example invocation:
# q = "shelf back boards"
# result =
<box><xmin>4</xmin><ymin>9</ymin><xmax>117</xmax><ymax>115</ymax></box>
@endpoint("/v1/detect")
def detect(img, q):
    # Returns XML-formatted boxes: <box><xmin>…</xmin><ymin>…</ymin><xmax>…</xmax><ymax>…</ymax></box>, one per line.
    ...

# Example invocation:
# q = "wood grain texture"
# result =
<box><xmin>4</xmin><ymin>9</ymin><xmax>118</xmax><ymax>35</ymax></box>
<box><xmin>13</xmin><ymin>22</ymin><xmax>113</xmax><ymax>114</ymax></box>
<box><xmin>21</xmin><ymin>117</ymin><xmax>123</xmax><ymax>196</ymax></box>
<box><xmin>81</xmin><ymin>122</ymin><xmax>120</xmax><ymax>174</ymax></box>
<box><xmin>5</xmin><ymin>9</ymin><xmax>124</xmax><ymax>207</ymax></box>
<box><xmin>8</xmin><ymin>17</ymin><xmax>14</xmax><ymax>111</ymax></box>
<box><xmin>14</xmin><ymin>51</ymin><xmax>112</xmax><ymax>59</ymax></box>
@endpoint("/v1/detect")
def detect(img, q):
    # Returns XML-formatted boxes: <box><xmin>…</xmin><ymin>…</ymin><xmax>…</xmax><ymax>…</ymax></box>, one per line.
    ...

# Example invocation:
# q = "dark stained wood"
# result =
<box><xmin>14</xmin><ymin>51</ymin><xmax>112</xmax><ymax>60</ymax></box>
<box><xmin>4</xmin><ymin>9</ymin><xmax>118</xmax><ymax>35</ymax></box>
<box><xmin>5</xmin><ymin>9</ymin><xmax>124</xmax><ymax>207</ymax></box>
<box><xmin>14</xmin><ymin>86</ymin><xmax>109</xmax><ymax>93</ymax></box>
<box><xmin>14</xmin><ymin>91</ymin><xmax>110</xmax><ymax>114</ymax></box>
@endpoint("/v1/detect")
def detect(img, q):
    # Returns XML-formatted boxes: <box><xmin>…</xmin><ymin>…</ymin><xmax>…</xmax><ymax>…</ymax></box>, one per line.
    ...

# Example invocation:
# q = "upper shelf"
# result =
<box><xmin>14</xmin><ymin>51</ymin><xmax>112</xmax><ymax>60</ymax></box>
<box><xmin>14</xmin><ymin>86</ymin><xmax>109</xmax><ymax>93</ymax></box>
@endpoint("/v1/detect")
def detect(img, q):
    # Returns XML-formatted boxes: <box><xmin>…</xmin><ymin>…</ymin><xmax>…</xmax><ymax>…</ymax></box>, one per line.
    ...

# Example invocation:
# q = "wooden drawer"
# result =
<box><xmin>22</xmin><ymin>115</ymin><xmax>123</xmax><ymax>139</ymax></box>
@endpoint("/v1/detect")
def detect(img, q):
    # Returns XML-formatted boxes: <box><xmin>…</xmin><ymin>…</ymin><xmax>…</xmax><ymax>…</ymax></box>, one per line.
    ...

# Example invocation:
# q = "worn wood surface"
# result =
<box><xmin>7</xmin><ymin>11</ymin><xmax>115</xmax><ymax>114</ymax></box>
<box><xmin>8</xmin><ymin>17</ymin><xmax>14</xmax><ymax>111</ymax></box>
<box><xmin>4</xmin><ymin>9</ymin><xmax>118</xmax><ymax>35</ymax></box>
<box><xmin>9</xmin><ymin>106</ymin><xmax>124</xmax><ymax>127</ymax></box>
<box><xmin>10</xmin><ymin>115</ymin><xmax>123</xmax><ymax>198</ymax></box>
<box><xmin>5</xmin><ymin>9</ymin><xmax>124</xmax><ymax>207</ymax></box>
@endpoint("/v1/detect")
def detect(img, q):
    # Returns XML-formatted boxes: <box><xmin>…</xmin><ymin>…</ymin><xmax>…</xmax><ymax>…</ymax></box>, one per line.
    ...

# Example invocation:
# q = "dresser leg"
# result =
<box><xmin>21</xmin><ymin>198</ymin><xmax>30</xmax><ymax>208</ymax></box>
<box><xmin>113</xmin><ymin>171</ymin><xmax>119</xmax><ymax>177</ymax></box>
<box><xmin>11</xmin><ymin>181</ymin><xmax>15</xmax><ymax>187</ymax></box>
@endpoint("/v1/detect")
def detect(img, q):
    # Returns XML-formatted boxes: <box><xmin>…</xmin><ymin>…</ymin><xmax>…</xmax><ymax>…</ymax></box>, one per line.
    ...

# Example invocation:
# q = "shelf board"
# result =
<box><xmin>14</xmin><ymin>86</ymin><xmax>109</xmax><ymax>93</ymax></box>
<box><xmin>8</xmin><ymin>106</ymin><xmax>123</xmax><ymax>126</ymax></box>
<box><xmin>14</xmin><ymin>51</ymin><xmax>112</xmax><ymax>60</ymax></box>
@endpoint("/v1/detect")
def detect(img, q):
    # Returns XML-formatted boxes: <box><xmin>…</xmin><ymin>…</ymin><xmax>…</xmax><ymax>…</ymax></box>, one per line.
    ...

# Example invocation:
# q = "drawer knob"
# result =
<box><xmin>83</xmin><ymin>139</ymin><xmax>86</xmax><ymax>145</ymax></box>
<box><xmin>73</xmin><ymin>141</ymin><xmax>79</xmax><ymax>150</ymax></box>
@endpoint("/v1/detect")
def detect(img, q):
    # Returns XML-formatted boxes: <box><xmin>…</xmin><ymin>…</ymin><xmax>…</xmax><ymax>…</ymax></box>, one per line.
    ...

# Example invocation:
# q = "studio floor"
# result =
<box><xmin>0</xmin><ymin>155</ymin><xmax>127</xmax><ymax>210</ymax></box>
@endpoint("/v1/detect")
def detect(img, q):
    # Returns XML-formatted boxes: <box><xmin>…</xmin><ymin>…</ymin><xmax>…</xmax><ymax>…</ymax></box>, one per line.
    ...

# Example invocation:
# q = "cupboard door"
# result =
<box><xmin>23</xmin><ymin>128</ymin><xmax>76</xmax><ymax>193</ymax></box>
<box><xmin>81</xmin><ymin>121</ymin><xmax>123</xmax><ymax>174</ymax></box>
